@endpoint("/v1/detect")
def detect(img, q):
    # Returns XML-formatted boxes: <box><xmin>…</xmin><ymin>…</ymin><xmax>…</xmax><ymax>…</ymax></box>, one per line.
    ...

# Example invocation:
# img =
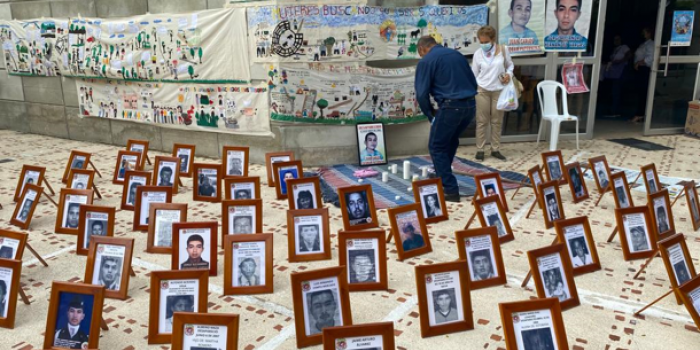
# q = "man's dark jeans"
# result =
<box><xmin>429</xmin><ymin>98</ymin><xmax>476</xmax><ymax>195</ymax></box>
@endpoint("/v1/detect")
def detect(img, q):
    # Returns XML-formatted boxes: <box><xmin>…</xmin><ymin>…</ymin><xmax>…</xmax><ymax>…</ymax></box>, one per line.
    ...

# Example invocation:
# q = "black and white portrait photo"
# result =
<box><xmin>197</xmin><ymin>170</ymin><xmax>218</xmax><ymax>198</ymax></box>
<box><xmin>348</xmin><ymin>249</ymin><xmax>376</xmax><ymax>284</ymax></box>
<box><xmin>236</xmin><ymin>257</ymin><xmax>261</xmax><ymax>286</ymax></box>
<box><xmin>70</xmin><ymin>155</ymin><xmax>87</xmax><ymax>170</ymax></box>
<box><xmin>629</xmin><ymin>226</ymin><xmax>649</xmax><ymax>252</ymax></box>
<box><xmin>163</xmin><ymin>295</ymin><xmax>194</xmax><ymax>333</ymax></box>
<box><xmin>84</xmin><ymin>216</ymin><xmax>107</xmax><ymax>248</ymax></box>
<box><xmin>614</xmin><ymin>179</ymin><xmax>630</xmax><ymax>208</ymax></box>
<box><xmin>520</xmin><ymin>327</ymin><xmax>556</xmax><ymax>350</ymax></box>
<box><xmin>674</xmin><ymin>261</ymin><xmax>691</xmax><ymax>286</ymax></box>
<box><xmin>547</xmin><ymin>157</ymin><xmax>562</xmax><ymax>180</ymax></box>
<box><xmin>227</xmin><ymin>151</ymin><xmax>244</xmax><ymax>176</ymax></box>
<box><xmin>545</xmin><ymin>193</ymin><xmax>560</xmax><ymax>221</ymax></box>
<box><xmin>158</xmin><ymin>279</ymin><xmax>199</xmax><ymax>334</ymax></box>
<box><xmin>345</xmin><ymin>191</ymin><xmax>370</xmax><ymax>225</ymax></box>
<box><xmin>304</xmin><ymin>288</ymin><xmax>341</xmax><ymax>336</ymax></box>
<box><xmin>177</xmin><ymin>149</ymin><xmax>191</xmax><ymax>173</ymax></box>
<box><xmin>157</xmin><ymin>163</ymin><xmax>176</xmax><ymax>187</ymax></box>
<box><xmin>16</xmin><ymin>196</ymin><xmax>34</xmax><ymax>223</ymax></box>
<box><xmin>432</xmin><ymin>289</ymin><xmax>459</xmax><ymax>325</ymax></box>
<box><xmin>232</xmin><ymin>240</ymin><xmax>267</xmax><ymax>288</ymax></box>
<box><xmin>92</xmin><ymin>252</ymin><xmax>123</xmax><ymax>291</ymax></box>
<box><xmin>19</xmin><ymin>170</ymin><xmax>40</xmax><ymax>197</ymax></box>
<box><xmin>654</xmin><ymin>201</ymin><xmax>671</xmax><ymax>234</ymax></box>
<box><xmin>234</xmin><ymin>188</ymin><xmax>252</xmax><ymax>200</ymax></box>
<box><xmin>567</xmin><ymin>237</ymin><xmax>591</xmax><ymax>267</ymax></box>
<box><xmin>487</xmin><ymin>213</ymin><xmax>507</xmax><ymax>238</ymax></box>
<box><xmin>568</xmin><ymin>167</ymin><xmax>585</xmax><ymax>198</ymax></box>
<box><xmin>423</xmin><ymin>193</ymin><xmax>443</xmax><ymax>218</ymax></box>
<box><xmin>126</xmin><ymin>178</ymin><xmax>144</xmax><ymax>206</ymax></box>
<box><xmin>0</xmin><ymin>269</ymin><xmax>11</xmax><ymax>318</ymax></box>
<box><xmin>594</xmin><ymin>163</ymin><xmax>609</xmax><ymax>190</ymax></box>
<box><xmin>232</xmin><ymin>216</ymin><xmax>253</xmax><ymax>234</ymax></box>
<box><xmin>297</xmin><ymin>224</ymin><xmax>321</xmax><ymax>254</ymax></box>
<box><xmin>425</xmin><ymin>270</ymin><xmax>464</xmax><ymax>327</ymax></box>
<box><xmin>542</xmin><ymin>267</ymin><xmax>568</xmax><ymax>302</ymax></box>
<box><xmin>63</xmin><ymin>202</ymin><xmax>83</xmax><ymax>229</ymax></box>
<box><xmin>469</xmin><ymin>249</ymin><xmax>495</xmax><ymax>281</ymax></box>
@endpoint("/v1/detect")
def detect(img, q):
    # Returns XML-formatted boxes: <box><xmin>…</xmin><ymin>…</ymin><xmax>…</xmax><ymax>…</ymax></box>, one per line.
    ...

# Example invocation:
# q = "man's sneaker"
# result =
<box><xmin>445</xmin><ymin>193</ymin><xmax>461</xmax><ymax>202</ymax></box>
<box><xmin>491</xmin><ymin>151</ymin><xmax>507</xmax><ymax>161</ymax></box>
<box><xmin>476</xmin><ymin>151</ymin><xmax>485</xmax><ymax>161</ymax></box>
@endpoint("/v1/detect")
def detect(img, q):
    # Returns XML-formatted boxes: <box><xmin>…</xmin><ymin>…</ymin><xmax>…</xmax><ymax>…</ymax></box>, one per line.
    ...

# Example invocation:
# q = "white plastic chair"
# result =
<box><xmin>536</xmin><ymin>81</ymin><xmax>580</xmax><ymax>150</ymax></box>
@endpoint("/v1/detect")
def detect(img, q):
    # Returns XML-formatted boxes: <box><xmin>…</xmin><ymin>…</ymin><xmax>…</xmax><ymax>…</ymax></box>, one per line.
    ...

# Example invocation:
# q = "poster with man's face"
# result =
<box><xmin>62</xmin><ymin>195</ymin><xmax>88</xmax><ymax>229</ymax></box>
<box><xmin>126</xmin><ymin>176</ymin><xmax>146</xmax><ymax>206</ymax></box>
<box><xmin>0</xmin><ymin>237</ymin><xmax>20</xmax><ymax>260</ymax></box>
<box><xmin>465</xmin><ymin>235</ymin><xmax>497</xmax><ymax>281</ymax></box>
<box><xmin>292</xmin><ymin>183</ymin><xmax>318</xmax><ymax>210</ymax></box>
<box><xmin>0</xmin><ymin>267</ymin><xmax>13</xmax><ymax>318</ymax></box>
<box><xmin>91</xmin><ymin>244</ymin><xmax>125</xmax><ymax>291</ymax></box>
<box><xmin>295</xmin><ymin>215</ymin><xmax>323</xmax><ymax>255</ymax></box>
<box><xmin>70</xmin><ymin>173</ymin><xmax>91</xmax><ymax>190</ymax></box>
<box><xmin>345</xmin><ymin>191</ymin><xmax>371</xmax><ymax>226</ymax></box>
<box><xmin>232</xmin><ymin>241</ymin><xmax>266</xmax><ymax>287</ymax></box>
<box><xmin>301</xmin><ymin>277</ymin><xmax>343</xmax><ymax>336</ymax></box>
<box><xmin>158</xmin><ymin>279</ymin><xmax>199</xmax><ymax>334</ymax></box>
<box><xmin>563</xmin><ymin>224</ymin><xmax>592</xmax><ymax>267</ymax></box>
<box><xmin>19</xmin><ymin>170</ymin><xmax>40</xmax><ymax>197</ymax></box>
<box><xmin>176</xmin><ymin>149</ymin><xmax>191</xmax><ymax>173</ymax></box>
<box><xmin>512</xmin><ymin>309</ymin><xmax>558</xmax><ymax>350</ymax></box>
<box><xmin>157</xmin><ymin>162</ymin><xmax>177</xmax><ymax>188</ymax></box>
<box><xmin>229</xmin><ymin>206</ymin><xmax>255</xmax><ymax>234</ymax></box>
<box><xmin>346</xmin><ymin>238</ymin><xmax>379</xmax><ymax>284</ymax></box>
<box><xmin>537</xmin><ymin>253</ymin><xmax>570</xmax><ymax>303</ymax></box>
<box><xmin>425</xmin><ymin>270</ymin><xmax>464</xmax><ymax>327</ymax></box>
<box><xmin>227</xmin><ymin>151</ymin><xmax>245</xmax><ymax>176</ymax></box>
<box><xmin>231</xmin><ymin>182</ymin><xmax>255</xmax><ymax>200</ymax></box>
<box><xmin>546</xmin><ymin>156</ymin><xmax>562</xmax><ymax>180</ymax></box>
<box><xmin>84</xmin><ymin>212</ymin><xmax>108</xmax><ymax>249</ymax></box>
<box><xmin>544</xmin><ymin>0</ymin><xmax>592</xmax><ymax>51</ymax></box>
<box><xmin>497</xmin><ymin>0</ymin><xmax>545</xmax><ymax>55</ymax></box>
<box><xmin>197</xmin><ymin>169</ymin><xmax>218</xmax><ymax>198</ymax></box>
<box><xmin>53</xmin><ymin>292</ymin><xmax>95</xmax><ymax>349</ymax></box>
<box><xmin>622</xmin><ymin>213</ymin><xmax>651</xmax><ymax>253</ymax></box>
<box><xmin>667</xmin><ymin>243</ymin><xmax>692</xmax><ymax>286</ymax></box>
<box><xmin>16</xmin><ymin>189</ymin><xmax>37</xmax><ymax>223</ymax></box>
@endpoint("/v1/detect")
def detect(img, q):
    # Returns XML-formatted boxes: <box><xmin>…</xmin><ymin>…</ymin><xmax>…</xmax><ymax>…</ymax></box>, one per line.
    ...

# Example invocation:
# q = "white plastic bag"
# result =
<box><xmin>497</xmin><ymin>81</ymin><xmax>519</xmax><ymax>111</ymax></box>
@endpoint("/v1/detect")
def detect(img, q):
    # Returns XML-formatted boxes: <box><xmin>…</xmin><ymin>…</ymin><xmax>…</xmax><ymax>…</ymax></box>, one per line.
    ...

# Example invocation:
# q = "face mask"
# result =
<box><xmin>481</xmin><ymin>43</ymin><xmax>493</xmax><ymax>52</ymax></box>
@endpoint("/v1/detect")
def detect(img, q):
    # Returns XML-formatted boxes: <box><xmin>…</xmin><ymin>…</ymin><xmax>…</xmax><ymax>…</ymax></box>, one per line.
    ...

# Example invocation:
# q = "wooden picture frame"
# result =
<box><xmin>553</xmin><ymin>216</ymin><xmax>601</xmax><ymax>275</ymax></box>
<box><xmin>83</xmin><ymin>236</ymin><xmax>135</xmax><ymax>300</ymax></box>
<box><xmin>0</xmin><ymin>229</ymin><xmax>28</xmax><ymax>261</ymax></box>
<box><xmin>610</xmin><ymin>171</ymin><xmax>634</xmax><ymax>209</ymax></box>
<box><xmin>641</xmin><ymin>163</ymin><xmax>662</xmax><ymax>195</ymax></box>
<box><xmin>273</xmin><ymin>160</ymin><xmax>303</xmax><ymax>200</ymax></box>
<box><xmin>13</xmin><ymin>165</ymin><xmax>46</xmax><ymax>202</ymax></box>
<box><xmin>684</xmin><ymin>181</ymin><xmax>700</xmax><ymax>231</ymax></box>
<box><xmin>10</xmin><ymin>184</ymin><xmax>43</xmax><ymax>230</ymax></box>
<box><xmin>615</xmin><ymin>206</ymin><xmax>658</xmax><ymax>261</ymax></box>
<box><xmin>415</xmin><ymin>260</ymin><xmax>473</xmax><ymax>337</ymax></box>
<box><xmin>120</xmin><ymin>170</ymin><xmax>152</xmax><ymax>211</ymax></box>
<box><xmin>388</xmin><ymin>203</ymin><xmax>433</xmax><ymax>261</ymax></box>
<box><xmin>537</xmin><ymin>180</ymin><xmax>566</xmax><ymax>229</ymax></box>
<box><xmin>475</xmin><ymin>172</ymin><xmax>509</xmax><ymax>212</ymax></box>
<box><xmin>42</xmin><ymin>281</ymin><xmax>105</xmax><ymax>350</ymax></box>
<box><xmin>499</xmin><ymin>298</ymin><xmax>569</xmax><ymax>350</ymax></box>
<box><xmin>55</xmin><ymin>188</ymin><xmax>94</xmax><ymax>235</ymax></box>
<box><xmin>223</xmin><ymin>233</ymin><xmax>274</xmax><ymax>295</ymax></box>
<box><xmin>172</xmin><ymin>143</ymin><xmax>196</xmax><ymax>178</ymax></box>
<box><xmin>322</xmin><ymin>322</ymin><xmax>395</xmax><ymax>350</ymax></box>
<box><xmin>153</xmin><ymin>156</ymin><xmax>181</xmax><ymax>193</ymax></box>
<box><xmin>648</xmin><ymin>189</ymin><xmax>676</xmax><ymax>241</ymax></box>
<box><xmin>541</xmin><ymin>150</ymin><xmax>566</xmax><ymax>185</ymax></box>
<box><xmin>288</xmin><ymin>208</ymin><xmax>332</xmax><ymax>262</ymax></box>
<box><xmin>133</xmin><ymin>186</ymin><xmax>173</xmax><ymax>232</ymax></box>
<box><xmin>677</xmin><ymin>274</ymin><xmax>700</xmax><ymax>329</ymax></box>
<box><xmin>112</xmin><ymin>150</ymin><xmax>142</xmax><ymax>185</ymax></box>
<box><xmin>412</xmin><ymin>178</ymin><xmax>449</xmax><ymax>224</ymax></box>
<box><xmin>337</xmin><ymin>229</ymin><xmax>388</xmax><ymax>291</ymax></box>
<box><xmin>148</xmin><ymin>269</ymin><xmax>209</xmax><ymax>344</ymax></box>
<box><xmin>193</xmin><ymin>163</ymin><xmax>222</xmax><ymax>202</ymax></box>
<box><xmin>223</xmin><ymin>146</ymin><xmax>250</xmax><ymax>178</ymax></box>
<box><xmin>76</xmin><ymin>205</ymin><xmax>116</xmax><ymax>256</ymax></box>
<box><xmin>265</xmin><ymin>151</ymin><xmax>295</xmax><ymax>188</ymax></box>
<box><xmin>222</xmin><ymin>199</ymin><xmax>263</xmax><ymax>237</ymax></box>
<box><xmin>171</xmin><ymin>312</ymin><xmax>239</xmax><ymax>350</ymax></box>
<box><xmin>527</xmin><ymin>165</ymin><xmax>545</xmax><ymax>197</ymax></box>
<box><xmin>474</xmin><ymin>195</ymin><xmax>514</xmax><ymax>243</ymax></box>
<box><xmin>61</xmin><ymin>150</ymin><xmax>91</xmax><ymax>183</ymax></box>
<box><xmin>527</xmin><ymin>243</ymin><xmax>580</xmax><ymax>310</ymax></box>
<box><xmin>290</xmin><ymin>266</ymin><xmax>353</xmax><ymax>348</ymax></box>
<box><xmin>67</xmin><ymin>168</ymin><xmax>96</xmax><ymax>190</ymax></box>
<box><xmin>658</xmin><ymin>234</ymin><xmax>696</xmax><ymax>302</ymax></box>
<box><xmin>223</xmin><ymin>176</ymin><xmax>261</xmax><ymax>200</ymax></box>
<box><xmin>0</xmin><ymin>259</ymin><xmax>21</xmax><ymax>329</ymax></box>
<box><xmin>147</xmin><ymin>203</ymin><xmax>188</xmax><ymax>254</ymax></box>
<box><xmin>172</xmin><ymin>222</ymin><xmax>219</xmax><ymax>277</ymax></box>
<box><xmin>287</xmin><ymin>177</ymin><xmax>323</xmax><ymax>210</ymax></box>
<box><xmin>455</xmin><ymin>227</ymin><xmax>507</xmax><ymax>289</ymax></box>
<box><xmin>564</xmin><ymin>162</ymin><xmax>589</xmax><ymax>203</ymax></box>
<box><xmin>588</xmin><ymin>155</ymin><xmax>612</xmax><ymax>194</ymax></box>
<box><xmin>338</xmin><ymin>184</ymin><xmax>379</xmax><ymax>231</ymax></box>
<box><xmin>126</xmin><ymin>139</ymin><xmax>149</xmax><ymax>169</ymax></box>
<box><xmin>355</xmin><ymin>122</ymin><xmax>389</xmax><ymax>167</ymax></box>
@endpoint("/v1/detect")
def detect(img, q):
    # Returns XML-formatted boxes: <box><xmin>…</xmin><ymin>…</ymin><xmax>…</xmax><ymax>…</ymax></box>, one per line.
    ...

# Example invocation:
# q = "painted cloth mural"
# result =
<box><xmin>0</xmin><ymin>8</ymin><xmax>251</xmax><ymax>82</ymax></box>
<box><xmin>246</xmin><ymin>4</ymin><xmax>488</xmax><ymax>63</ymax></box>
<box><xmin>76</xmin><ymin>79</ymin><xmax>271</xmax><ymax>134</ymax></box>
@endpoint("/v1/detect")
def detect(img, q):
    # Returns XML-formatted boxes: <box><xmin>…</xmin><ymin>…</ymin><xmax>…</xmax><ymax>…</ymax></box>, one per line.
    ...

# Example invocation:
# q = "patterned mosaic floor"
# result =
<box><xmin>0</xmin><ymin>130</ymin><xmax>699</xmax><ymax>350</ymax></box>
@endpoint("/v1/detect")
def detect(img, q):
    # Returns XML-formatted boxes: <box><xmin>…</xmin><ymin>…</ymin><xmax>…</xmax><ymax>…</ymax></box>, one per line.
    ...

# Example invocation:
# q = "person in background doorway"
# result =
<box><xmin>632</xmin><ymin>27</ymin><xmax>654</xmax><ymax>124</ymax></box>
<box><xmin>604</xmin><ymin>35</ymin><xmax>631</xmax><ymax>117</ymax></box>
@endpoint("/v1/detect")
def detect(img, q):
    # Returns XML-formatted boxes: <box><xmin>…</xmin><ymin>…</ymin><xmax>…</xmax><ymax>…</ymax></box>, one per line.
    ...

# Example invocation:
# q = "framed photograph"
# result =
<box><xmin>133</xmin><ymin>186</ymin><xmax>173</xmax><ymax>232</ymax></box>
<box><xmin>412</xmin><ymin>178</ymin><xmax>449</xmax><ymax>224</ymax></box>
<box><xmin>272</xmin><ymin>160</ymin><xmax>303</xmax><ymax>200</ymax></box>
<box><xmin>0</xmin><ymin>259</ymin><xmax>21</xmax><ymax>329</ymax></box>
<box><xmin>76</xmin><ymin>205</ymin><xmax>116</xmax><ymax>256</ymax></box>
<box><xmin>61</xmin><ymin>150</ymin><xmax>91</xmax><ymax>183</ymax></box>
<box><xmin>415</xmin><ymin>260</ymin><xmax>473</xmax><ymax>337</ymax></box>
<box><xmin>222</xmin><ymin>199</ymin><xmax>263</xmax><ymax>237</ymax></box>
<box><xmin>641</xmin><ymin>163</ymin><xmax>661</xmax><ymax>195</ymax></box>
<box><xmin>287</xmin><ymin>177</ymin><xmax>323</xmax><ymax>210</ymax></box>
<box><xmin>288</xmin><ymin>208</ymin><xmax>332</xmax><ymax>262</ymax></box>
<box><xmin>43</xmin><ymin>281</ymin><xmax>105</xmax><ymax>350</ymax></box>
<box><xmin>223</xmin><ymin>176</ymin><xmax>261</xmax><ymax>200</ymax></box>
<box><xmin>67</xmin><ymin>169</ymin><xmax>95</xmax><ymax>190</ymax></box>
<box><xmin>455</xmin><ymin>227</ymin><xmax>507</xmax><ymax>289</ymax></box>
<box><xmin>153</xmin><ymin>156</ymin><xmax>181</xmax><ymax>193</ymax></box>
<box><xmin>684</xmin><ymin>181</ymin><xmax>700</xmax><ymax>231</ymax></box>
<box><xmin>290</xmin><ymin>266</ymin><xmax>353</xmax><ymax>348</ymax></box>
<box><xmin>147</xmin><ymin>203</ymin><xmax>188</xmax><ymax>254</ymax></box>
<box><xmin>338</xmin><ymin>229</ymin><xmax>388</xmax><ymax>291</ymax></box>
<box><xmin>499</xmin><ymin>298</ymin><xmax>569</xmax><ymax>350</ymax></box>
<box><xmin>112</xmin><ymin>150</ymin><xmax>142</xmax><ymax>185</ymax></box>
<box><xmin>10</xmin><ymin>184</ymin><xmax>42</xmax><ymax>230</ymax></box>
<box><xmin>322</xmin><ymin>322</ymin><xmax>395</xmax><ymax>350</ymax></box>
<box><xmin>564</xmin><ymin>162</ymin><xmax>589</xmax><ymax>203</ymax></box>
<box><xmin>172</xmin><ymin>143</ymin><xmax>196</xmax><ymax>178</ymax></box>
<box><xmin>553</xmin><ymin>217</ymin><xmax>601</xmax><ymax>275</ymax></box>
<box><xmin>475</xmin><ymin>195</ymin><xmax>514</xmax><ymax>243</ymax></box>
<box><xmin>356</xmin><ymin>123</ymin><xmax>388</xmax><ymax>167</ymax></box>
<box><xmin>527</xmin><ymin>243</ymin><xmax>580</xmax><ymax>310</ymax></box>
<box><xmin>13</xmin><ymin>165</ymin><xmax>46</xmax><ymax>202</ymax></box>
<box><xmin>588</xmin><ymin>155</ymin><xmax>612</xmax><ymax>194</ymax></box>
<box><xmin>388</xmin><ymin>203</ymin><xmax>432</xmax><ymax>261</ymax></box>
<box><xmin>541</xmin><ymin>150</ymin><xmax>566</xmax><ymax>185</ymax></box>
<box><xmin>172</xmin><ymin>222</ymin><xmax>218</xmax><ymax>277</ymax></box>
<box><xmin>126</xmin><ymin>139</ymin><xmax>149</xmax><ymax>169</ymax></box>
<box><xmin>172</xmin><ymin>313</ymin><xmax>239</xmax><ymax>350</ymax></box>
<box><xmin>338</xmin><ymin>184</ymin><xmax>379</xmax><ymax>231</ymax></box>
<box><xmin>223</xmin><ymin>146</ymin><xmax>249</xmax><ymax>177</ymax></box>
<box><xmin>223</xmin><ymin>233</ymin><xmax>273</xmax><ymax>295</ymax></box>
<box><xmin>527</xmin><ymin>165</ymin><xmax>545</xmax><ymax>197</ymax></box>
<box><xmin>658</xmin><ymin>234</ymin><xmax>696</xmax><ymax>298</ymax></box>
<box><xmin>120</xmin><ymin>170</ymin><xmax>152</xmax><ymax>211</ymax></box>
<box><xmin>475</xmin><ymin>172</ymin><xmax>509</xmax><ymax>212</ymax></box>
<box><xmin>537</xmin><ymin>180</ymin><xmax>566</xmax><ymax>229</ymax></box>
<box><xmin>265</xmin><ymin>151</ymin><xmax>295</xmax><ymax>188</ymax></box>
<box><xmin>55</xmin><ymin>188</ymin><xmax>94</xmax><ymax>235</ymax></box>
<box><xmin>610</xmin><ymin>171</ymin><xmax>634</xmax><ymax>209</ymax></box>
<box><xmin>648</xmin><ymin>189</ymin><xmax>676</xmax><ymax>241</ymax></box>
<box><xmin>193</xmin><ymin>163</ymin><xmax>222</xmax><ymax>202</ymax></box>
<box><xmin>148</xmin><ymin>269</ymin><xmax>209</xmax><ymax>344</ymax></box>
<box><xmin>0</xmin><ymin>229</ymin><xmax>28</xmax><ymax>261</ymax></box>
<box><xmin>615</xmin><ymin>206</ymin><xmax>658</xmax><ymax>261</ymax></box>
<box><xmin>84</xmin><ymin>236</ymin><xmax>135</xmax><ymax>300</ymax></box>
<box><xmin>677</xmin><ymin>274</ymin><xmax>700</xmax><ymax>329</ymax></box>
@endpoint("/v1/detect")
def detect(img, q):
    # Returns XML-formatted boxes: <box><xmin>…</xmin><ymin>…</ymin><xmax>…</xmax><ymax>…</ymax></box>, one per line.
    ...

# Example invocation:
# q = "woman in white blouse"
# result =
<box><xmin>472</xmin><ymin>26</ymin><xmax>515</xmax><ymax>161</ymax></box>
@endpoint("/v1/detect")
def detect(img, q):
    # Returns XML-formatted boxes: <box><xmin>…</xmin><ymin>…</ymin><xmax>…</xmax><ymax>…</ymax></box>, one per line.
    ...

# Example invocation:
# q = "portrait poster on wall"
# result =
<box><xmin>544</xmin><ymin>0</ymin><xmax>593</xmax><ymax>52</ymax></box>
<box><xmin>497</xmin><ymin>0</ymin><xmax>545</xmax><ymax>55</ymax></box>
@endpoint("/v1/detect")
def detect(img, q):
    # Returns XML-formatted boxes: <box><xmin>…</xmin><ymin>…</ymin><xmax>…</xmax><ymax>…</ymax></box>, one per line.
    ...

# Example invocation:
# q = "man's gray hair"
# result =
<box><xmin>417</xmin><ymin>36</ymin><xmax>437</xmax><ymax>49</ymax></box>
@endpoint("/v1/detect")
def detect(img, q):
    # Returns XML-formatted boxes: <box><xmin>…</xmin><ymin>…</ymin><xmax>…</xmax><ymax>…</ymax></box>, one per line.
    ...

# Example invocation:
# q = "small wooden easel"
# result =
<box><xmin>463</xmin><ymin>194</ymin><xmax>482</xmax><ymax>230</ymax></box>
<box><xmin>43</xmin><ymin>176</ymin><xmax>57</xmax><ymax>196</ymax></box>
<box><xmin>632</xmin><ymin>251</ymin><xmax>660</xmax><ymax>280</ymax></box>
<box><xmin>88</xmin><ymin>160</ymin><xmax>103</xmax><ymax>179</ymax></box>
<box><xmin>520</xmin><ymin>236</ymin><xmax>560</xmax><ymax>287</ymax></box>
<box><xmin>25</xmin><ymin>242</ymin><xmax>49</xmax><ymax>267</ymax></box>
<box><xmin>594</xmin><ymin>172</ymin><xmax>641</xmax><ymax>207</ymax></box>
<box><xmin>634</xmin><ymin>287</ymin><xmax>677</xmax><ymax>316</ymax></box>
<box><xmin>41</xmin><ymin>192</ymin><xmax>59</xmax><ymax>208</ymax></box>
<box><xmin>510</xmin><ymin>177</ymin><xmax>535</xmax><ymax>201</ymax></box>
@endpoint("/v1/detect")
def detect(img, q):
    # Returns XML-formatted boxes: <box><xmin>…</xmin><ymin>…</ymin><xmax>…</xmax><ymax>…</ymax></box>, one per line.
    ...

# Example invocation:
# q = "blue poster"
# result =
<box><xmin>670</xmin><ymin>11</ymin><xmax>694</xmax><ymax>47</ymax></box>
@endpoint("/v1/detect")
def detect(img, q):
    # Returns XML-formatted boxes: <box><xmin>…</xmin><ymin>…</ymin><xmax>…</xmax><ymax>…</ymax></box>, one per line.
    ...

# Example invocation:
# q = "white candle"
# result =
<box><xmin>403</xmin><ymin>160</ymin><xmax>411</xmax><ymax>179</ymax></box>
<box><xmin>382</xmin><ymin>172</ymin><xmax>389</xmax><ymax>182</ymax></box>
<box><xmin>395</xmin><ymin>195</ymin><xmax>401</xmax><ymax>200</ymax></box>
<box><xmin>421</xmin><ymin>167</ymin><xmax>428</xmax><ymax>178</ymax></box>
<box><xmin>391</xmin><ymin>164</ymin><xmax>398</xmax><ymax>174</ymax></box>
<box><xmin>358</xmin><ymin>178</ymin><xmax>363</xmax><ymax>183</ymax></box>
<box><xmin>412</xmin><ymin>174</ymin><xmax>419</xmax><ymax>181</ymax></box>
